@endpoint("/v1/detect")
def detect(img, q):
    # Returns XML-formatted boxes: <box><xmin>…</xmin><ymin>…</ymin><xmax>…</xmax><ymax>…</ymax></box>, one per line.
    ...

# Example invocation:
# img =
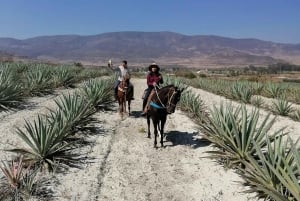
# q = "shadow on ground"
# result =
<box><xmin>129</xmin><ymin>110</ymin><xmax>143</xmax><ymax>118</ymax></box>
<box><xmin>165</xmin><ymin>131</ymin><xmax>211</xmax><ymax>148</ymax></box>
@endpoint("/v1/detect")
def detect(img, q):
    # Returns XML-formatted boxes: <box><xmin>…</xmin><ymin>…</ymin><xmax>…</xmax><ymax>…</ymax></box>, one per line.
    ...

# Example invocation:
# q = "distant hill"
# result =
<box><xmin>0</xmin><ymin>31</ymin><xmax>300</xmax><ymax>68</ymax></box>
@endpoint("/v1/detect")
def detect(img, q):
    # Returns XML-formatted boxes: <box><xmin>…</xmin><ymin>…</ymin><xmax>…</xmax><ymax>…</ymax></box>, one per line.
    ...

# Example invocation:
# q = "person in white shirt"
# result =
<box><xmin>113</xmin><ymin>60</ymin><xmax>134</xmax><ymax>100</ymax></box>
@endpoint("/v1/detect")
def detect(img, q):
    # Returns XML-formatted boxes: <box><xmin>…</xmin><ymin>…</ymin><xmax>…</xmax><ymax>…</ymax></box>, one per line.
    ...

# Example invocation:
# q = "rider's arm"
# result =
<box><xmin>147</xmin><ymin>73</ymin><xmax>152</xmax><ymax>86</ymax></box>
<box><xmin>158</xmin><ymin>74</ymin><xmax>163</xmax><ymax>84</ymax></box>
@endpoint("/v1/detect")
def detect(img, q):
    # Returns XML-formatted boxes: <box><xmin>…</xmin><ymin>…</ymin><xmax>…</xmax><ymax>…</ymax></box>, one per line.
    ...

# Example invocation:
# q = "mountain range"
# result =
<box><xmin>1</xmin><ymin>31</ymin><xmax>300</xmax><ymax>68</ymax></box>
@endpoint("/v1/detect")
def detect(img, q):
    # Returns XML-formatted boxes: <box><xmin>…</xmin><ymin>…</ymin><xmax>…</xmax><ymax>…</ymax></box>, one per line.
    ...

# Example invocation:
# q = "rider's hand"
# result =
<box><xmin>153</xmin><ymin>82</ymin><xmax>157</xmax><ymax>86</ymax></box>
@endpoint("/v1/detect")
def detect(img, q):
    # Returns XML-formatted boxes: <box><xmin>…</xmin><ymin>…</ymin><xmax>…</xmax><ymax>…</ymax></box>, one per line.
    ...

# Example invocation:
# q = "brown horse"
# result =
<box><xmin>117</xmin><ymin>77</ymin><xmax>133</xmax><ymax>116</ymax></box>
<box><xmin>146</xmin><ymin>85</ymin><xmax>183</xmax><ymax>148</ymax></box>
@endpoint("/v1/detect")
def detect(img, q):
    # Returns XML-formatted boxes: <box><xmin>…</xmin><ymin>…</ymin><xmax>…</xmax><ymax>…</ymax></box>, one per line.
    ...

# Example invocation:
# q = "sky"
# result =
<box><xmin>0</xmin><ymin>0</ymin><xmax>299</xmax><ymax>44</ymax></box>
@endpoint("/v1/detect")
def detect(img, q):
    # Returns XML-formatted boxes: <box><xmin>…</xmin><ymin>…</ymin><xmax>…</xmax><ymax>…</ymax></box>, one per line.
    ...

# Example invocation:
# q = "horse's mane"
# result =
<box><xmin>159</xmin><ymin>84</ymin><xmax>175</xmax><ymax>91</ymax></box>
<box><xmin>150</xmin><ymin>84</ymin><xmax>178</xmax><ymax>105</ymax></box>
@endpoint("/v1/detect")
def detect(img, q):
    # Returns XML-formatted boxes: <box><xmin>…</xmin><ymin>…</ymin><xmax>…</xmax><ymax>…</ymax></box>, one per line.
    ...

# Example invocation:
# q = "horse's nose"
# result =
<box><xmin>167</xmin><ymin>107</ymin><xmax>175</xmax><ymax>114</ymax></box>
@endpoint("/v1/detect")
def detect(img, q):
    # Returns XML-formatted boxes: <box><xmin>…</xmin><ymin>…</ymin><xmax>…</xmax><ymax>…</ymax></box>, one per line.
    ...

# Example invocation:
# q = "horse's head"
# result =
<box><xmin>120</xmin><ymin>76</ymin><xmax>130</xmax><ymax>89</ymax></box>
<box><xmin>166</xmin><ymin>86</ymin><xmax>183</xmax><ymax>114</ymax></box>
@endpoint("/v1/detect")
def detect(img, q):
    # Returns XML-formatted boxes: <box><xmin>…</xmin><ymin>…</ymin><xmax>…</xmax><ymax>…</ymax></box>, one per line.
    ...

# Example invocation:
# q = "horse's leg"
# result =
<box><xmin>128</xmin><ymin>100</ymin><xmax>131</xmax><ymax>115</ymax></box>
<box><xmin>160</xmin><ymin>115</ymin><xmax>167</xmax><ymax>147</ymax></box>
<box><xmin>153</xmin><ymin>120</ymin><xmax>158</xmax><ymax>148</ymax></box>
<box><xmin>119</xmin><ymin>96</ymin><xmax>124</xmax><ymax>115</ymax></box>
<box><xmin>147</xmin><ymin>114</ymin><xmax>151</xmax><ymax>138</ymax></box>
<box><xmin>122</xmin><ymin>98</ymin><xmax>125</xmax><ymax>114</ymax></box>
<box><xmin>117</xmin><ymin>96</ymin><xmax>122</xmax><ymax>114</ymax></box>
<box><xmin>124</xmin><ymin>94</ymin><xmax>127</xmax><ymax>113</ymax></box>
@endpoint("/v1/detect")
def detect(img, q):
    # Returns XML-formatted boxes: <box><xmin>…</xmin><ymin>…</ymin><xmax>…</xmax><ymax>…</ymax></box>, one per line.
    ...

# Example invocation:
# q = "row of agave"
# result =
<box><xmin>167</xmin><ymin>76</ymin><xmax>300</xmax><ymax>201</ymax></box>
<box><xmin>194</xmin><ymin>78</ymin><xmax>300</xmax><ymax>104</ymax></box>
<box><xmin>0</xmin><ymin>76</ymin><xmax>115</xmax><ymax>200</ymax></box>
<box><xmin>0</xmin><ymin>62</ymin><xmax>110</xmax><ymax>110</ymax></box>
<box><xmin>201</xmin><ymin>104</ymin><xmax>300</xmax><ymax>201</ymax></box>
<box><xmin>186</xmin><ymin>78</ymin><xmax>300</xmax><ymax>122</ymax></box>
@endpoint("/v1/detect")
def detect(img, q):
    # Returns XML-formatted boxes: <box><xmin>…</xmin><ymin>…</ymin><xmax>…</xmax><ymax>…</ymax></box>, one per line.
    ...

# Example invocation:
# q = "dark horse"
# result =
<box><xmin>146</xmin><ymin>85</ymin><xmax>183</xmax><ymax>148</ymax></box>
<box><xmin>117</xmin><ymin>77</ymin><xmax>133</xmax><ymax>116</ymax></box>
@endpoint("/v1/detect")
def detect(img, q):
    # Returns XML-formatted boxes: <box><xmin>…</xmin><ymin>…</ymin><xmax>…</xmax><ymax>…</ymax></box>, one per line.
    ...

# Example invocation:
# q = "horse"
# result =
<box><xmin>146</xmin><ymin>85</ymin><xmax>183</xmax><ymax>148</ymax></box>
<box><xmin>117</xmin><ymin>77</ymin><xmax>133</xmax><ymax>116</ymax></box>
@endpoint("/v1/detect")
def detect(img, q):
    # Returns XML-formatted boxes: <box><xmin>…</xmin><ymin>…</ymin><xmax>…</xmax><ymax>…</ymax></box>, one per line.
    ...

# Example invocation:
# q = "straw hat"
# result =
<box><xmin>148</xmin><ymin>63</ymin><xmax>160</xmax><ymax>71</ymax></box>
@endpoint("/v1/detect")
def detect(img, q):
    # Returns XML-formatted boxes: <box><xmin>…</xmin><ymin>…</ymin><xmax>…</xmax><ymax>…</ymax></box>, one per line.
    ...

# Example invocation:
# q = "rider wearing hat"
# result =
<box><xmin>141</xmin><ymin>63</ymin><xmax>163</xmax><ymax>116</ymax></box>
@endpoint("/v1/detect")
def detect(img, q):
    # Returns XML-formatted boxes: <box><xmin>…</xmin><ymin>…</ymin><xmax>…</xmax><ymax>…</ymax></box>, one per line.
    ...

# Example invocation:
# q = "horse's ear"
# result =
<box><xmin>180</xmin><ymin>88</ymin><xmax>184</xmax><ymax>93</ymax></box>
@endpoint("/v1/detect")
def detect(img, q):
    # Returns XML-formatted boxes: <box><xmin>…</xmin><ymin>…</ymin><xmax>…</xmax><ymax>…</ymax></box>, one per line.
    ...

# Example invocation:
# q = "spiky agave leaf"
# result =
<box><xmin>9</xmin><ymin>115</ymin><xmax>78</xmax><ymax>171</ymax></box>
<box><xmin>201</xmin><ymin>103</ymin><xmax>286</xmax><ymax>167</ymax></box>
<box><xmin>231</xmin><ymin>81</ymin><xmax>254</xmax><ymax>103</ymax></box>
<box><xmin>271</xmin><ymin>98</ymin><xmax>294</xmax><ymax>116</ymax></box>
<box><xmin>52</xmin><ymin>67</ymin><xmax>76</xmax><ymax>88</ymax></box>
<box><xmin>179</xmin><ymin>90</ymin><xmax>207</xmax><ymax>123</ymax></box>
<box><xmin>23</xmin><ymin>67</ymin><xmax>54</xmax><ymax>96</ymax></box>
<box><xmin>0</xmin><ymin>156</ymin><xmax>29</xmax><ymax>201</ymax></box>
<box><xmin>241</xmin><ymin>137</ymin><xmax>300</xmax><ymax>201</ymax></box>
<box><xmin>53</xmin><ymin>93</ymin><xmax>96</xmax><ymax>132</ymax></box>
<box><xmin>0</xmin><ymin>68</ymin><xmax>24</xmax><ymax>110</ymax></box>
<box><xmin>81</xmin><ymin>79</ymin><xmax>114</xmax><ymax>109</ymax></box>
<box><xmin>0</xmin><ymin>156</ymin><xmax>56</xmax><ymax>200</ymax></box>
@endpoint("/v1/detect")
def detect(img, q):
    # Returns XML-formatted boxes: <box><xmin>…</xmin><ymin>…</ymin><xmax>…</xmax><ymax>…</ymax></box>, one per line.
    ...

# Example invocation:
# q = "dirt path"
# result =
<box><xmin>4</xmin><ymin>78</ymin><xmax>298</xmax><ymax>200</ymax></box>
<box><xmin>56</xmin><ymin>78</ymin><xmax>258</xmax><ymax>201</ymax></box>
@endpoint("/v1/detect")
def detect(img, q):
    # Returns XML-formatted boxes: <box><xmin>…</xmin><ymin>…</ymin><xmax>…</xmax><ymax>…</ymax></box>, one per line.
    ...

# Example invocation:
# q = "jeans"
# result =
<box><xmin>142</xmin><ymin>86</ymin><xmax>153</xmax><ymax>110</ymax></box>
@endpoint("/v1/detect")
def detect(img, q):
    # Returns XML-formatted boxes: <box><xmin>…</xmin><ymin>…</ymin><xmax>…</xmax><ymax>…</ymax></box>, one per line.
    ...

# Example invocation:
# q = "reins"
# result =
<box><xmin>152</xmin><ymin>86</ymin><xmax>177</xmax><ymax>109</ymax></box>
<box><xmin>153</xmin><ymin>85</ymin><xmax>166</xmax><ymax>108</ymax></box>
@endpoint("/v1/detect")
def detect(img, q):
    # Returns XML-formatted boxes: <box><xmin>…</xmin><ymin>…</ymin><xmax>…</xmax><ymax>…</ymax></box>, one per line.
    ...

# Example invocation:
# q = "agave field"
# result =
<box><xmin>183</xmin><ymin>77</ymin><xmax>300</xmax><ymax>121</ymax></box>
<box><xmin>0</xmin><ymin>63</ymin><xmax>299</xmax><ymax>201</ymax></box>
<box><xmin>0</xmin><ymin>62</ymin><xmax>114</xmax><ymax>200</ymax></box>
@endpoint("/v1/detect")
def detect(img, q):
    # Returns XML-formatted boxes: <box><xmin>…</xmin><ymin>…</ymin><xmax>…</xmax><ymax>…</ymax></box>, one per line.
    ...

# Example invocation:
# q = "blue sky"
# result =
<box><xmin>0</xmin><ymin>0</ymin><xmax>299</xmax><ymax>44</ymax></box>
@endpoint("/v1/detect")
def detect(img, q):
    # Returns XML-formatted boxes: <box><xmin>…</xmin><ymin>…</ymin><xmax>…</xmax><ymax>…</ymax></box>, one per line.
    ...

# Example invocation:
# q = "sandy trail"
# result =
<box><xmin>58</xmin><ymin>78</ymin><xmax>258</xmax><ymax>201</ymax></box>
<box><xmin>1</xmin><ymin>78</ymin><xmax>298</xmax><ymax>201</ymax></box>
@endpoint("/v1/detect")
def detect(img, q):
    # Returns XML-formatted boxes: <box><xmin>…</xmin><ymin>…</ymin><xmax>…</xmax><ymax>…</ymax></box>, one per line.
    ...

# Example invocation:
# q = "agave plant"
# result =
<box><xmin>0</xmin><ymin>156</ymin><xmax>30</xmax><ymax>200</ymax></box>
<box><xmin>23</xmin><ymin>67</ymin><xmax>54</xmax><ymax>96</ymax></box>
<box><xmin>52</xmin><ymin>67</ymin><xmax>76</xmax><ymax>88</ymax></box>
<box><xmin>264</xmin><ymin>83</ymin><xmax>282</xmax><ymax>98</ymax></box>
<box><xmin>52</xmin><ymin>93</ymin><xmax>96</xmax><ymax>132</ymax></box>
<box><xmin>0</xmin><ymin>156</ymin><xmax>55</xmax><ymax>200</ymax></box>
<box><xmin>78</xmin><ymin>68</ymin><xmax>110</xmax><ymax>80</ymax></box>
<box><xmin>291</xmin><ymin>108</ymin><xmax>300</xmax><ymax>121</ymax></box>
<box><xmin>81</xmin><ymin>78</ymin><xmax>114</xmax><ymax>109</ymax></box>
<box><xmin>290</xmin><ymin>88</ymin><xmax>300</xmax><ymax>104</ymax></box>
<box><xmin>231</xmin><ymin>81</ymin><xmax>254</xmax><ymax>103</ymax></box>
<box><xmin>251</xmin><ymin>82</ymin><xmax>264</xmax><ymax>95</ymax></box>
<box><xmin>271</xmin><ymin>98</ymin><xmax>294</xmax><ymax>116</ymax></box>
<box><xmin>163</xmin><ymin>76</ymin><xmax>187</xmax><ymax>90</ymax></box>
<box><xmin>201</xmin><ymin>104</ymin><xmax>286</xmax><ymax>167</ymax></box>
<box><xmin>0</xmin><ymin>69</ymin><xmax>24</xmax><ymax>110</ymax></box>
<box><xmin>241</xmin><ymin>136</ymin><xmax>300</xmax><ymax>201</ymax></box>
<box><xmin>251</xmin><ymin>96</ymin><xmax>265</xmax><ymax>108</ymax></box>
<box><xmin>179</xmin><ymin>90</ymin><xmax>208</xmax><ymax>123</ymax></box>
<box><xmin>9</xmin><ymin>115</ymin><xmax>77</xmax><ymax>171</ymax></box>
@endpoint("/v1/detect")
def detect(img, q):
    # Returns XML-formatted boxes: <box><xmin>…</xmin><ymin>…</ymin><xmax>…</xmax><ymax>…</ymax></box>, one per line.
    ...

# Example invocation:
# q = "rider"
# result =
<box><xmin>113</xmin><ymin>60</ymin><xmax>134</xmax><ymax>100</ymax></box>
<box><xmin>141</xmin><ymin>63</ymin><xmax>163</xmax><ymax>116</ymax></box>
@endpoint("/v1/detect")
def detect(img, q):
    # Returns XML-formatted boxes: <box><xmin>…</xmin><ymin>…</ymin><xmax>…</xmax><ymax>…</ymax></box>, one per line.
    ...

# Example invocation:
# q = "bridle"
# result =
<box><xmin>153</xmin><ymin>86</ymin><xmax>178</xmax><ymax>110</ymax></box>
<box><xmin>118</xmin><ymin>78</ymin><xmax>129</xmax><ymax>93</ymax></box>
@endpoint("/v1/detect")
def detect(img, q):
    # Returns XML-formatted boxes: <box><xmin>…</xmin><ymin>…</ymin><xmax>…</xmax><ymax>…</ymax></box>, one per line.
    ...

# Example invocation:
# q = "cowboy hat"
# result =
<box><xmin>148</xmin><ymin>63</ymin><xmax>160</xmax><ymax>71</ymax></box>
